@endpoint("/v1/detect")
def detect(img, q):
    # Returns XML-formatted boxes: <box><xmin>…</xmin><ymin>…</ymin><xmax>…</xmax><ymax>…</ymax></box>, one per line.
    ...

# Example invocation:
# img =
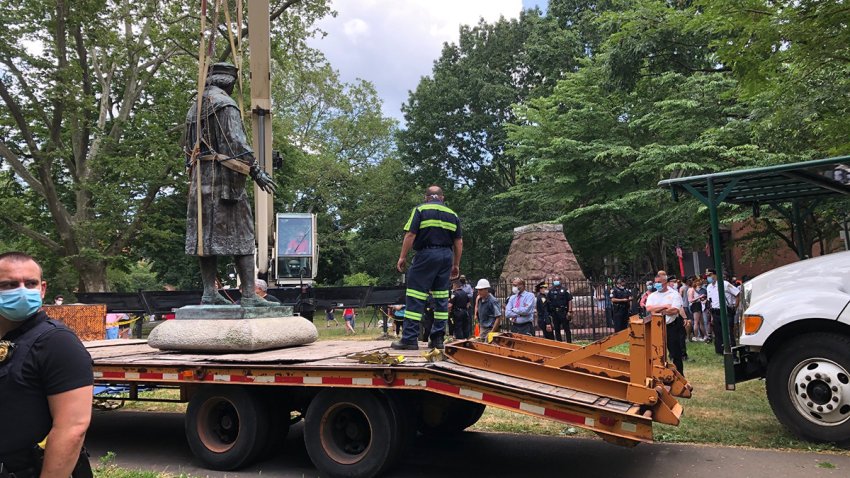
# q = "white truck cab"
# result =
<box><xmin>734</xmin><ymin>250</ymin><xmax>850</xmax><ymax>443</ymax></box>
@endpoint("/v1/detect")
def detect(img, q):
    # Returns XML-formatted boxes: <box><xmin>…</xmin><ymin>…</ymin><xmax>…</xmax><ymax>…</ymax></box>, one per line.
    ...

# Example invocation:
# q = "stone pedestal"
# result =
<box><xmin>148</xmin><ymin>305</ymin><xmax>318</xmax><ymax>352</ymax></box>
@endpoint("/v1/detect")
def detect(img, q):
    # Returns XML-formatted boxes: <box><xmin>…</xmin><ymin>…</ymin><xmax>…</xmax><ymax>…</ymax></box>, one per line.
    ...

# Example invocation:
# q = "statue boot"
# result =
<box><xmin>199</xmin><ymin>256</ymin><xmax>231</xmax><ymax>305</ymax></box>
<box><xmin>235</xmin><ymin>254</ymin><xmax>277</xmax><ymax>307</ymax></box>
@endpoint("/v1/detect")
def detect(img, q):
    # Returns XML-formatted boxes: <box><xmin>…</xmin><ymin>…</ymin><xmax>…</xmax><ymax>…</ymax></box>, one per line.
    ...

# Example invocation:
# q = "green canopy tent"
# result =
<box><xmin>658</xmin><ymin>156</ymin><xmax>850</xmax><ymax>389</ymax></box>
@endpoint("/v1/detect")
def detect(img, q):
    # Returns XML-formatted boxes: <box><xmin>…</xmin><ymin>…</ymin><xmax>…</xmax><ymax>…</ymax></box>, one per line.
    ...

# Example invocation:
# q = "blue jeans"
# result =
<box><xmin>106</xmin><ymin>327</ymin><xmax>119</xmax><ymax>339</ymax></box>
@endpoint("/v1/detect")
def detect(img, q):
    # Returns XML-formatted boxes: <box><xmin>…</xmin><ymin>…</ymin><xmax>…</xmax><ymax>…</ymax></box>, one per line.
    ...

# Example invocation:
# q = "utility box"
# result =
<box><xmin>274</xmin><ymin>213</ymin><xmax>318</xmax><ymax>285</ymax></box>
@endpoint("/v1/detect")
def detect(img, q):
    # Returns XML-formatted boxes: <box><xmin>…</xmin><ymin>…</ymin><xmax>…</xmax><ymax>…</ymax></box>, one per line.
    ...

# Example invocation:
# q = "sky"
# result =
<box><xmin>310</xmin><ymin>0</ymin><xmax>548</xmax><ymax>123</ymax></box>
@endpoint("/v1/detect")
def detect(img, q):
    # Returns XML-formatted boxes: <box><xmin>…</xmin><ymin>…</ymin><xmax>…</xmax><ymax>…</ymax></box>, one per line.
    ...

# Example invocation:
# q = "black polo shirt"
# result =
<box><xmin>450</xmin><ymin>288</ymin><xmax>469</xmax><ymax>310</ymax></box>
<box><xmin>403</xmin><ymin>201</ymin><xmax>462</xmax><ymax>251</ymax></box>
<box><xmin>0</xmin><ymin>311</ymin><xmax>93</xmax><ymax>467</ymax></box>
<box><xmin>611</xmin><ymin>286</ymin><xmax>632</xmax><ymax>309</ymax></box>
<box><xmin>547</xmin><ymin>287</ymin><xmax>572</xmax><ymax>311</ymax></box>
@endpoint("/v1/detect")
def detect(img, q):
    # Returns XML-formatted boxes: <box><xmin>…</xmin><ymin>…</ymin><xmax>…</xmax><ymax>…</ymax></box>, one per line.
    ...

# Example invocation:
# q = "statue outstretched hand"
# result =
<box><xmin>250</xmin><ymin>164</ymin><xmax>277</xmax><ymax>194</ymax></box>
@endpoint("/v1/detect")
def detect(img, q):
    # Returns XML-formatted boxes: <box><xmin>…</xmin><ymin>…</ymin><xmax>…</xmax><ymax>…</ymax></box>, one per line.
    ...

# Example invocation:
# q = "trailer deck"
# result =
<box><xmin>85</xmin><ymin>314</ymin><xmax>690</xmax><ymax>476</ymax></box>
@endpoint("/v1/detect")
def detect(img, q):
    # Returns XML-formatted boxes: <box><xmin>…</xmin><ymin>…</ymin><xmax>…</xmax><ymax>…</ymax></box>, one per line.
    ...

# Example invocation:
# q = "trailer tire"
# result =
<box><xmin>766</xmin><ymin>333</ymin><xmax>850</xmax><ymax>444</ymax></box>
<box><xmin>381</xmin><ymin>391</ymin><xmax>415</xmax><ymax>474</ymax></box>
<box><xmin>418</xmin><ymin>394</ymin><xmax>486</xmax><ymax>435</ymax></box>
<box><xmin>304</xmin><ymin>389</ymin><xmax>396</xmax><ymax>478</ymax></box>
<box><xmin>185</xmin><ymin>386</ymin><xmax>271</xmax><ymax>470</ymax></box>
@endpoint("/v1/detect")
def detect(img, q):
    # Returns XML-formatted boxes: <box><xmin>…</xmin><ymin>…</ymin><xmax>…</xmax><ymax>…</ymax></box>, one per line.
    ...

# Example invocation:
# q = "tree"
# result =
<box><xmin>399</xmin><ymin>10</ymin><xmax>581</xmax><ymax>191</ymax></box>
<box><xmin>0</xmin><ymin>0</ymin><xmax>327</xmax><ymax>291</ymax></box>
<box><xmin>504</xmin><ymin>0</ymin><xmax>848</xmax><ymax>275</ymax></box>
<box><xmin>505</xmin><ymin>1</ymin><xmax>773</xmax><ymax>275</ymax></box>
<box><xmin>398</xmin><ymin>9</ymin><xmax>585</xmax><ymax>279</ymax></box>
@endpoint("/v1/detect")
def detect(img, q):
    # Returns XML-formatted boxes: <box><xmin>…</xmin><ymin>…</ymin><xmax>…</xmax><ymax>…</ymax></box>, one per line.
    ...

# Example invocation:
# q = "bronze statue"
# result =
<box><xmin>184</xmin><ymin>62</ymin><xmax>276</xmax><ymax>307</ymax></box>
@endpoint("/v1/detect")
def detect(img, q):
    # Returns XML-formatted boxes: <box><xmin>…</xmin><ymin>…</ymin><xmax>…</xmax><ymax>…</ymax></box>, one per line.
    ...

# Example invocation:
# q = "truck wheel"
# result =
<box><xmin>304</xmin><ymin>389</ymin><xmax>397</xmax><ymax>478</ymax></box>
<box><xmin>766</xmin><ymin>333</ymin><xmax>850</xmax><ymax>444</ymax></box>
<box><xmin>418</xmin><ymin>394</ymin><xmax>486</xmax><ymax>435</ymax></box>
<box><xmin>185</xmin><ymin>386</ymin><xmax>271</xmax><ymax>470</ymax></box>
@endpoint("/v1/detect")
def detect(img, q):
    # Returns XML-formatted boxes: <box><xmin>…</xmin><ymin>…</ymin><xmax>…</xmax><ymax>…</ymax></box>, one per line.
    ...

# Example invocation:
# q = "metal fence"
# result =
<box><xmin>491</xmin><ymin>277</ymin><xmax>651</xmax><ymax>341</ymax></box>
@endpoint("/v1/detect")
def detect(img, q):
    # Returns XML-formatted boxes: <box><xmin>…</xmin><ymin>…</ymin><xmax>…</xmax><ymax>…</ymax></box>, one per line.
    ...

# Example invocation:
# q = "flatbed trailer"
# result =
<box><xmin>86</xmin><ymin>315</ymin><xmax>691</xmax><ymax>478</ymax></box>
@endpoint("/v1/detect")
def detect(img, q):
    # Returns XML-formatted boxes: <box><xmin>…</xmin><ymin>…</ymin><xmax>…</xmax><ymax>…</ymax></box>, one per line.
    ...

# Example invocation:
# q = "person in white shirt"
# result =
<box><xmin>705</xmin><ymin>268</ymin><xmax>740</xmax><ymax>355</ymax></box>
<box><xmin>645</xmin><ymin>271</ymin><xmax>686</xmax><ymax>375</ymax></box>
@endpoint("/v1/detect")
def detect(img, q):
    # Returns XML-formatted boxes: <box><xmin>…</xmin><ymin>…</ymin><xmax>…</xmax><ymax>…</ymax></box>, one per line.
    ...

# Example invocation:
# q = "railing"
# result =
<box><xmin>491</xmin><ymin>277</ymin><xmax>652</xmax><ymax>341</ymax></box>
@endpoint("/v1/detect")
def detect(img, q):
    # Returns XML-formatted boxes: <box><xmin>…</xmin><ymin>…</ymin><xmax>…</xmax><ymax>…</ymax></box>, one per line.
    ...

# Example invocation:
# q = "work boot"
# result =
<box><xmin>427</xmin><ymin>337</ymin><xmax>445</xmax><ymax>350</ymax></box>
<box><xmin>399</xmin><ymin>317</ymin><xmax>421</xmax><ymax>344</ymax></box>
<box><xmin>390</xmin><ymin>340</ymin><xmax>419</xmax><ymax>351</ymax></box>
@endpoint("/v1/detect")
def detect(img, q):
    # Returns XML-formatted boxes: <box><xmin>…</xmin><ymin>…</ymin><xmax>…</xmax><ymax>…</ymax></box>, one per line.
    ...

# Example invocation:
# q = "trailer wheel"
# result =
<box><xmin>766</xmin><ymin>333</ymin><xmax>850</xmax><ymax>444</ymax></box>
<box><xmin>304</xmin><ymin>389</ymin><xmax>396</xmax><ymax>478</ymax></box>
<box><xmin>381</xmin><ymin>391</ymin><xmax>415</xmax><ymax>474</ymax></box>
<box><xmin>418</xmin><ymin>394</ymin><xmax>486</xmax><ymax>435</ymax></box>
<box><xmin>185</xmin><ymin>386</ymin><xmax>271</xmax><ymax>470</ymax></box>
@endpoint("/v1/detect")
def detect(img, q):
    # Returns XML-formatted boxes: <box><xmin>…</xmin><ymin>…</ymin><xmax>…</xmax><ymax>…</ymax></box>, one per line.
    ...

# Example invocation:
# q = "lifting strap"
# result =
<box><xmin>198</xmin><ymin>153</ymin><xmax>250</xmax><ymax>175</ymax></box>
<box><xmin>192</xmin><ymin>0</ymin><xmax>233</xmax><ymax>255</ymax></box>
<box><xmin>192</xmin><ymin>0</ymin><xmax>211</xmax><ymax>256</ymax></box>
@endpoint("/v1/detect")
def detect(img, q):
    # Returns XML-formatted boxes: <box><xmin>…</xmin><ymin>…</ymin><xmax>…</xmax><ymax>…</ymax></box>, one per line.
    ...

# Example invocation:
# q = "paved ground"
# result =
<box><xmin>87</xmin><ymin>410</ymin><xmax>850</xmax><ymax>477</ymax></box>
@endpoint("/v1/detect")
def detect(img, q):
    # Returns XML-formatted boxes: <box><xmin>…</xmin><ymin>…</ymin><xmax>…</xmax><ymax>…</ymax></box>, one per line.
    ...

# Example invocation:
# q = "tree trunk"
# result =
<box><xmin>73</xmin><ymin>258</ymin><xmax>109</xmax><ymax>292</ymax></box>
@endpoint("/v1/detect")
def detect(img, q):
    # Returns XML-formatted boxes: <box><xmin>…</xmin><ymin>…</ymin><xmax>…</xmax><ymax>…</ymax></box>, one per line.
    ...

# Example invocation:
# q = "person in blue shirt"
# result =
<box><xmin>393</xmin><ymin>186</ymin><xmax>463</xmax><ymax>350</ymax></box>
<box><xmin>474</xmin><ymin>279</ymin><xmax>501</xmax><ymax>339</ymax></box>
<box><xmin>391</xmin><ymin>305</ymin><xmax>406</xmax><ymax>337</ymax></box>
<box><xmin>505</xmin><ymin>278</ymin><xmax>537</xmax><ymax>336</ymax></box>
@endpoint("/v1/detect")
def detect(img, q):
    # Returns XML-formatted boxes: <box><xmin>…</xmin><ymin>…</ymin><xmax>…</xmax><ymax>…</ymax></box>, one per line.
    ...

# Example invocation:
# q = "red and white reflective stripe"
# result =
<box><xmin>93</xmin><ymin>370</ymin><xmax>637</xmax><ymax>433</ymax></box>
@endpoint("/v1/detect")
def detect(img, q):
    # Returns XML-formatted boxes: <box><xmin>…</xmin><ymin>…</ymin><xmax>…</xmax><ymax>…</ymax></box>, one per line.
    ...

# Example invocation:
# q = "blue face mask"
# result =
<box><xmin>653</xmin><ymin>282</ymin><xmax>663</xmax><ymax>291</ymax></box>
<box><xmin>553</xmin><ymin>281</ymin><xmax>561</xmax><ymax>286</ymax></box>
<box><xmin>707</xmin><ymin>277</ymin><xmax>715</xmax><ymax>284</ymax></box>
<box><xmin>0</xmin><ymin>287</ymin><xmax>43</xmax><ymax>322</ymax></box>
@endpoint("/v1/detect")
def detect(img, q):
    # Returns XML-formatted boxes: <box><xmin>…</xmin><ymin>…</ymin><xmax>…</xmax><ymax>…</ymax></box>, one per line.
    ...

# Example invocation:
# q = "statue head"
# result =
<box><xmin>206</xmin><ymin>62</ymin><xmax>238</xmax><ymax>94</ymax></box>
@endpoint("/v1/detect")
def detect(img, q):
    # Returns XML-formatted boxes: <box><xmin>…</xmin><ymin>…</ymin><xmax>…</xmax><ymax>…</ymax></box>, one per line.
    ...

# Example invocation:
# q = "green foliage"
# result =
<box><xmin>4</xmin><ymin>0</ymin><xmax>848</xmax><ymax>291</ymax></box>
<box><xmin>398</xmin><ymin>8</ymin><xmax>587</xmax><ymax>280</ymax></box>
<box><xmin>342</xmin><ymin>272</ymin><xmax>378</xmax><ymax>287</ymax></box>
<box><xmin>501</xmin><ymin>0</ymin><xmax>848</xmax><ymax>275</ymax></box>
<box><xmin>107</xmin><ymin>260</ymin><xmax>160</xmax><ymax>293</ymax></box>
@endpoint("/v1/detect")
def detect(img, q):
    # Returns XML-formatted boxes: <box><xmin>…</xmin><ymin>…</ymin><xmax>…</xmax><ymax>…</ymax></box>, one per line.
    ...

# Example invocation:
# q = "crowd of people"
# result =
<box><xmin>384</xmin><ymin>274</ymin><xmax>576</xmax><ymax>344</ymax></box>
<box><xmin>381</xmin><ymin>267</ymin><xmax>745</xmax><ymax>377</ymax></box>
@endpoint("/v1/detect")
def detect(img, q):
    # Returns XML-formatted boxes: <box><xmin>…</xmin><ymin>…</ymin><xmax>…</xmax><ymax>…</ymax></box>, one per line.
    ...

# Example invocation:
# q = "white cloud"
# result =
<box><xmin>310</xmin><ymin>0</ymin><xmax>523</xmax><ymax>122</ymax></box>
<box><xmin>342</xmin><ymin>18</ymin><xmax>370</xmax><ymax>43</ymax></box>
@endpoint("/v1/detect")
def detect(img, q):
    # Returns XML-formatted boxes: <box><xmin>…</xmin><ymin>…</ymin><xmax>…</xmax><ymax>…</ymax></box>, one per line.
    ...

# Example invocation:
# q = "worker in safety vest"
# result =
<box><xmin>393</xmin><ymin>186</ymin><xmax>463</xmax><ymax>350</ymax></box>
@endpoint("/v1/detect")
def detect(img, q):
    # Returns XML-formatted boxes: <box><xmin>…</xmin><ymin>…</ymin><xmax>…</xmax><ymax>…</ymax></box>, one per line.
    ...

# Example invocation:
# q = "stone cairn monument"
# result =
<box><xmin>500</xmin><ymin>223</ymin><xmax>588</xmax><ymax>288</ymax></box>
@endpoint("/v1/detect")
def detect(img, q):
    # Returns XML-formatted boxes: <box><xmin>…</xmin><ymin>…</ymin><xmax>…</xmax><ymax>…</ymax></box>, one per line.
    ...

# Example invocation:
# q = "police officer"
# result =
<box><xmin>458</xmin><ymin>275</ymin><xmax>474</xmax><ymax>338</ymax></box>
<box><xmin>547</xmin><ymin>275</ymin><xmax>573</xmax><ymax>342</ymax></box>
<box><xmin>393</xmin><ymin>186</ymin><xmax>463</xmax><ymax>350</ymax></box>
<box><xmin>536</xmin><ymin>283</ymin><xmax>554</xmax><ymax>340</ymax></box>
<box><xmin>0</xmin><ymin>252</ymin><xmax>94</xmax><ymax>478</ymax></box>
<box><xmin>610</xmin><ymin>277</ymin><xmax>633</xmax><ymax>332</ymax></box>
<box><xmin>419</xmin><ymin>293</ymin><xmax>435</xmax><ymax>343</ymax></box>
<box><xmin>449</xmin><ymin>280</ymin><xmax>470</xmax><ymax>340</ymax></box>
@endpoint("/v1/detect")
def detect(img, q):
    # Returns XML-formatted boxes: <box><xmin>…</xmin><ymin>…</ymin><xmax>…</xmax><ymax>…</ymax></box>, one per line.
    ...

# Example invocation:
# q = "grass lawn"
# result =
<box><xmin>471</xmin><ymin>340</ymin><xmax>850</xmax><ymax>454</ymax></box>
